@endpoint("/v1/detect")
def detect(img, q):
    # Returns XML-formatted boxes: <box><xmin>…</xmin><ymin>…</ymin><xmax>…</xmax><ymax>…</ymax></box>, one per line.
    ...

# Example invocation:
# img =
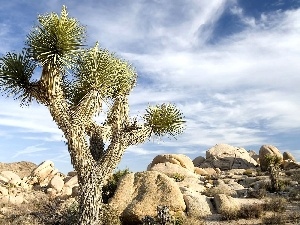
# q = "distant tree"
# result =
<box><xmin>0</xmin><ymin>6</ymin><xmax>185</xmax><ymax>225</ymax></box>
<box><xmin>265</xmin><ymin>154</ymin><xmax>282</xmax><ymax>192</ymax></box>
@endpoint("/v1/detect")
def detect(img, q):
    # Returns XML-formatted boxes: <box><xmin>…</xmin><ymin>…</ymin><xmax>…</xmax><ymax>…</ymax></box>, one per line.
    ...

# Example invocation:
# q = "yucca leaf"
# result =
<box><xmin>144</xmin><ymin>103</ymin><xmax>185</xmax><ymax>137</ymax></box>
<box><xmin>26</xmin><ymin>5</ymin><xmax>85</xmax><ymax>68</ymax></box>
<box><xmin>71</xmin><ymin>43</ymin><xmax>137</xmax><ymax>104</ymax></box>
<box><xmin>0</xmin><ymin>50</ymin><xmax>36</xmax><ymax>104</ymax></box>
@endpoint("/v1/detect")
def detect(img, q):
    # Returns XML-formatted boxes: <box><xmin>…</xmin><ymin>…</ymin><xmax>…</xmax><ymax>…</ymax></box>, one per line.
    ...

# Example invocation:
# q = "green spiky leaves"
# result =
<box><xmin>0</xmin><ymin>51</ymin><xmax>36</xmax><ymax>104</ymax></box>
<box><xmin>144</xmin><ymin>104</ymin><xmax>185</xmax><ymax>137</ymax></box>
<box><xmin>26</xmin><ymin>6</ymin><xmax>85</xmax><ymax>68</ymax></box>
<box><xmin>72</xmin><ymin>43</ymin><xmax>137</xmax><ymax>103</ymax></box>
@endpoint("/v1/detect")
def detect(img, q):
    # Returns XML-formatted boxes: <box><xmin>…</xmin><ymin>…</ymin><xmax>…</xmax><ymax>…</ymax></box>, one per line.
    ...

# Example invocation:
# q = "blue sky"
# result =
<box><xmin>0</xmin><ymin>0</ymin><xmax>300</xmax><ymax>174</ymax></box>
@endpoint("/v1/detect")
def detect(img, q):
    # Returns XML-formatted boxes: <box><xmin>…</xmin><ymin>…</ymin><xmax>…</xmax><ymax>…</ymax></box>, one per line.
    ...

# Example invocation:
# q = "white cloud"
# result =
<box><xmin>125</xmin><ymin>146</ymin><xmax>164</xmax><ymax>155</ymax></box>
<box><xmin>1</xmin><ymin>1</ymin><xmax>300</xmax><ymax>169</ymax></box>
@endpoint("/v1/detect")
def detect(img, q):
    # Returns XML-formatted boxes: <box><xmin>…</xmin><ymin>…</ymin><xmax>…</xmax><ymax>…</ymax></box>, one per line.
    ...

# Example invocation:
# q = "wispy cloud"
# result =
<box><xmin>13</xmin><ymin>144</ymin><xmax>48</xmax><ymax>158</ymax></box>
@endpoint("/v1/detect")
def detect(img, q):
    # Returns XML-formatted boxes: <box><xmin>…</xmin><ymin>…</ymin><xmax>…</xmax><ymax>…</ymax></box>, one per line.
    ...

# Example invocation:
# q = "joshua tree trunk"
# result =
<box><xmin>77</xmin><ymin>169</ymin><xmax>105</xmax><ymax>225</ymax></box>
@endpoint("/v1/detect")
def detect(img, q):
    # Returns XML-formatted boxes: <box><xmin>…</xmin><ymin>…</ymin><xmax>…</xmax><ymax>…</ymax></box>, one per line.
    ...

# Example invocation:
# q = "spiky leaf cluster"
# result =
<box><xmin>144</xmin><ymin>103</ymin><xmax>185</xmax><ymax>137</ymax></box>
<box><xmin>71</xmin><ymin>43</ymin><xmax>137</xmax><ymax>104</ymax></box>
<box><xmin>26</xmin><ymin>5</ymin><xmax>85</xmax><ymax>68</ymax></box>
<box><xmin>0</xmin><ymin>51</ymin><xmax>36</xmax><ymax>104</ymax></box>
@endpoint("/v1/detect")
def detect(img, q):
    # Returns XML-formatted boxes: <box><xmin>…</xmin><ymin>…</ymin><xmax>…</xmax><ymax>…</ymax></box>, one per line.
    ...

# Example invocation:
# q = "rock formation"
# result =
<box><xmin>259</xmin><ymin>145</ymin><xmax>283</xmax><ymax>171</ymax></box>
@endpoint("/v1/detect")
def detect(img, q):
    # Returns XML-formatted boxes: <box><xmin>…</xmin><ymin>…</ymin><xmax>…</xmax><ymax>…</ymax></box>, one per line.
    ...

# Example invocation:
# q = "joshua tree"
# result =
<box><xmin>0</xmin><ymin>6</ymin><xmax>185</xmax><ymax>225</ymax></box>
<box><xmin>265</xmin><ymin>154</ymin><xmax>282</xmax><ymax>192</ymax></box>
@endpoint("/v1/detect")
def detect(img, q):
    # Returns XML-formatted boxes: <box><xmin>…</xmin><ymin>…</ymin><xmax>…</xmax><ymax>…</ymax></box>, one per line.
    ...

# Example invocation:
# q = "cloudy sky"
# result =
<box><xmin>0</xmin><ymin>0</ymin><xmax>300</xmax><ymax>174</ymax></box>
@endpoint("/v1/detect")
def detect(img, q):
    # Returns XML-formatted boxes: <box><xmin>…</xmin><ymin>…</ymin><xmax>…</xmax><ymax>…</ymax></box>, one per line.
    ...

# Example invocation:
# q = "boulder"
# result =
<box><xmin>202</xmin><ymin>144</ymin><xmax>257</xmax><ymax>170</ymax></box>
<box><xmin>148</xmin><ymin>154</ymin><xmax>195</xmax><ymax>172</ymax></box>
<box><xmin>29</xmin><ymin>160</ymin><xmax>57</xmax><ymax>185</ymax></box>
<box><xmin>109</xmin><ymin>171</ymin><xmax>186</xmax><ymax>224</ymax></box>
<box><xmin>194</xmin><ymin>167</ymin><xmax>208</xmax><ymax>176</ymax></box>
<box><xmin>0</xmin><ymin>194</ymin><xmax>23</xmax><ymax>205</ymax></box>
<box><xmin>259</xmin><ymin>145</ymin><xmax>283</xmax><ymax>171</ymax></box>
<box><xmin>148</xmin><ymin>162</ymin><xmax>197</xmax><ymax>179</ymax></box>
<box><xmin>282</xmin><ymin>160</ymin><xmax>300</xmax><ymax>170</ymax></box>
<box><xmin>67</xmin><ymin>171</ymin><xmax>77</xmax><ymax>177</ymax></box>
<box><xmin>283</xmin><ymin>152</ymin><xmax>296</xmax><ymax>162</ymax></box>
<box><xmin>64</xmin><ymin>175</ymin><xmax>78</xmax><ymax>188</ymax></box>
<box><xmin>0</xmin><ymin>171</ymin><xmax>21</xmax><ymax>185</ymax></box>
<box><xmin>177</xmin><ymin>177</ymin><xmax>206</xmax><ymax>193</ymax></box>
<box><xmin>214</xmin><ymin>194</ymin><xmax>240</xmax><ymax>214</ymax></box>
<box><xmin>183</xmin><ymin>193</ymin><xmax>213</xmax><ymax>218</ymax></box>
<box><xmin>61</xmin><ymin>186</ymin><xmax>73</xmax><ymax>200</ymax></box>
<box><xmin>248</xmin><ymin>150</ymin><xmax>259</xmax><ymax>162</ymax></box>
<box><xmin>201</xmin><ymin>168</ymin><xmax>218</xmax><ymax>176</ymax></box>
<box><xmin>192</xmin><ymin>156</ymin><xmax>206</xmax><ymax>167</ymax></box>
<box><xmin>0</xmin><ymin>186</ymin><xmax>8</xmax><ymax>196</ymax></box>
<box><xmin>49</xmin><ymin>175</ymin><xmax>64</xmax><ymax>192</ymax></box>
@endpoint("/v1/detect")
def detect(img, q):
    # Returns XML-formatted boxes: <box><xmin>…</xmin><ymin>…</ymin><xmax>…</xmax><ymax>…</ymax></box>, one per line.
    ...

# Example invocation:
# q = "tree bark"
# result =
<box><xmin>77</xmin><ymin>168</ymin><xmax>105</xmax><ymax>225</ymax></box>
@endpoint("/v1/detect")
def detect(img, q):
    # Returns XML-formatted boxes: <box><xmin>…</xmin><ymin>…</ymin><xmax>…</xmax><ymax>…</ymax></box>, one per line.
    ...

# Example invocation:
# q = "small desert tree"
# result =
<box><xmin>0</xmin><ymin>6</ymin><xmax>185</xmax><ymax>225</ymax></box>
<box><xmin>265</xmin><ymin>154</ymin><xmax>282</xmax><ymax>192</ymax></box>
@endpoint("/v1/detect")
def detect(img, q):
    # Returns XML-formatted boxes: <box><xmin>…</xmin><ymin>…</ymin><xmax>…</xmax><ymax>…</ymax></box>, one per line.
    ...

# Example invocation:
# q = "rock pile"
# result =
<box><xmin>0</xmin><ymin>160</ymin><xmax>78</xmax><ymax>205</ymax></box>
<box><xmin>0</xmin><ymin>143</ymin><xmax>299</xmax><ymax>224</ymax></box>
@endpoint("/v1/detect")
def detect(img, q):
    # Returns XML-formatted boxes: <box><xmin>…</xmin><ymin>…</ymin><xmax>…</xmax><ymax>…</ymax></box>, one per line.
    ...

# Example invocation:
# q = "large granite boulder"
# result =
<box><xmin>198</xmin><ymin>144</ymin><xmax>258</xmax><ymax>170</ymax></box>
<box><xmin>148</xmin><ymin>162</ymin><xmax>197</xmax><ymax>179</ymax></box>
<box><xmin>182</xmin><ymin>190</ymin><xmax>213</xmax><ymax>218</ymax></box>
<box><xmin>109</xmin><ymin>171</ymin><xmax>186</xmax><ymax>224</ymax></box>
<box><xmin>0</xmin><ymin>171</ymin><xmax>21</xmax><ymax>185</ymax></box>
<box><xmin>147</xmin><ymin>154</ymin><xmax>195</xmax><ymax>172</ymax></box>
<box><xmin>259</xmin><ymin>145</ymin><xmax>283</xmax><ymax>171</ymax></box>
<box><xmin>283</xmin><ymin>152</ymin><xmax>296</xmax><ymax>162</ymax></box>
<box><xmin>28</xmin><ymin>160</ymin><xmax>58</xmax><ymax>186</ymax></box>
<box><xmin>192</xmin><ymin>156</ymin><xmax>206</xmax><ymax>167</ymax></box>
<box><xmin>214</xmin><ymin>194</ymin><xmax>240</xmax><ymax>214</ymax></box>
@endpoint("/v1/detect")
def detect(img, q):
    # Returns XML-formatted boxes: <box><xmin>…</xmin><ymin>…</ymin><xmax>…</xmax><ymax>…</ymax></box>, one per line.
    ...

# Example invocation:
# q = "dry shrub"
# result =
<box><xmin>220</xmin><ymin>208</ymin><xmax>240</xmax><ymax>221</ymax></box>
<box><xmin>289</xmin><ymin>187</ymin><xmax>300</xmax><ymax>201</ymax></box>
<box><xmin>248</xmin><ymin>188</ymin><xmax>267</xmax><ymax>199</ymax></box>
<box><xmin>204</xmin><ymin>185</ymin><xmax>236</xmax><ymax>197</ymax></box>
<box><xmin>261</xmin><ymin>213</ymin><xmax>286</xmax><ymax>225</ymax></box>
<box><xmin>220</xmin><ymin>204</ymin><xmax>263</xmax><ymax>221</ymax></box>
<box><xmin>263</xmin><ymin>196</ymin><xmax>287</xmax><ymax>213</ymax></box>
<box><xmin>239</xmin><ymin>204</ymin><xmax>263</xmax><ymax>219</ymax></box>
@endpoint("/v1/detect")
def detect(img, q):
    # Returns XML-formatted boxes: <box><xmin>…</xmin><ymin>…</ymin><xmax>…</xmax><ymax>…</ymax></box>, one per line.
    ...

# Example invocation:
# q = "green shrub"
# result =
<box><xmin>265</xmin><ymin>154</ymin><xmax>282</xmax><ymax>192</ymax></box>
<box><xmin>102</xmin><ymin>168</ymin><xmax>131</xmax><ymax>203</ymax></box>
<box><xmin>243</xmin><ymin>169</ymin><xmax>256</xmax><ymax>176</ymax></box>
<box><xmin>172</xmin><ymin>173</ymin><xmax>185</xmax><ymax>182</ymax></box>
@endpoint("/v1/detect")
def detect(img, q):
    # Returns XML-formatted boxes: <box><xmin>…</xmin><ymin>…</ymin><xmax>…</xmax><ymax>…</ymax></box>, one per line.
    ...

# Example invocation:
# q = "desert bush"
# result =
<box><xmin>141</xmin><ymin>205</ymin><xmax>205</xmax><ymax>225</ymax></box>
<box><xmin>248</xmin><ymin>187</ymin><xmax>267</xmax><ymax>199</ymax></box>
<box><xmin>288</xmin><ymin>187</ymin><xmax>300</xmax><ymax>201</ymax></box>
<box><xmin>172</xmin><ymin>173</ymin><xmax>185</xmax><ymax>182</ymax></box>
<box><xmin>204</xmin><ymin>185</ymin><xmax>236</xmax><ymax>197</ymax></box>
<box><xmin>33</xmin><ymin>198</ymin><xmax>78</xmax><ymax>225</ymax></box>
<box><xmin>238</xmin><ymin>204</ymin><xmax>263</xmax><ymax>219</ymax></box>
<box><xmin>243</xmin><ymin>169</ymin><xmax>256</xmax><ymax>176</ymax></box>
<box><xmin>102</xmin><ymin>168</ymin><xmax>131</xmax><ymax>204</ymax></box>
<box><xmin>220</xmin><ymin>208</ymin><xmax>240</xmax><ymax>221</ymax></box>
<box><xmin>220</xmin><ymin>203</ymin><xmax>263</xmax><ymax>221</ymax></box>
<box><xmin>263</xmin><ymin>196</ymin><xmax>288</xmax><ymax>213</ymax></box>
<box><xmin>261</xmin><ymin>213</ymin><xmax>286</xmax><ymax>225</ymax></box>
